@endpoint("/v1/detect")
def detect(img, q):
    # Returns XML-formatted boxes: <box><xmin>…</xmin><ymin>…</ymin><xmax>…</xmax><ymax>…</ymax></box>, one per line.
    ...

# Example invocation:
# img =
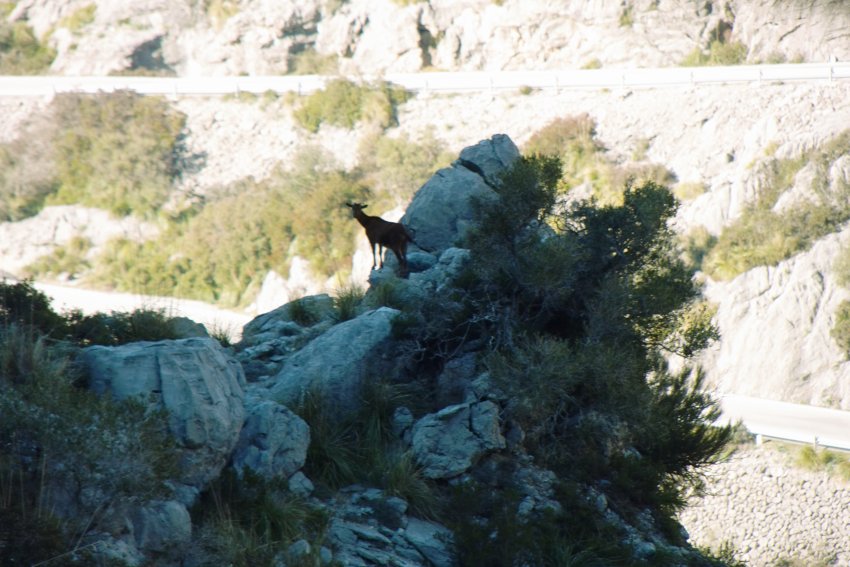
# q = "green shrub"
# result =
<box><xmin>703</xmin><ymin>203</ymin><xmax>843</xmax><ymax>280</ymax></box>
<box><xmin>294</xmin><ymin>79</ymin><xmax>412</xmax><ymax>133</ymax></box>
<box><xmin>25</xmin><ymin>235</ymin><xmax>92</xmax><ymax>279</ymax></box>
<box><xmin>831</xmin><ymin>300</ymin><xmax>850</xmax><ymax>355</ymax></box>
<box><xmin>48</xmin><ymin>91</ymin><xmax>187</xmax><ymax>216</ymax></box>
<box><xmin>66</xmin><ymin>307</ymin><xmax>181</xmax><ymax>346</ymax></box>
<box><xmin>288</xmin><ymin>48</ymin><xmax>339</xmax><ymax>75</ymax></box>
<box><xmin>0</xmin><ymin>20</ymin><xmax>56</xmax><ymax>74</ymax></box>
<box><xmin>0</xmin><ymin>280</ymin><xmax>69</xmax><ymax>338</ymax></box>
<box><xmin>90</xmin><ymin>148</ymin><xmax>370</xmax><ymax>305</ymax></box>
<box><xmin>704</xmin><ymin>133</ymin><xmax>850</xmax><ymax>280</ymax></box>
<box><xmin>681</xmin><ymin>41</ymin><xmax>748</xmax><ymax>67</ymax></box>
<box><xmin>0</xmin><ymin>132</ymin><xmax>58</xmax><ymax>221</ymax></box>
<box><xmin>357</xmin><ymin>131</ymin><xmax>453</xmax><ymax>203</ymax></box>
<box><xmin>57</xmin><ymin>4</ymin><xmax>97</xmax><ymax>33</ymax></box>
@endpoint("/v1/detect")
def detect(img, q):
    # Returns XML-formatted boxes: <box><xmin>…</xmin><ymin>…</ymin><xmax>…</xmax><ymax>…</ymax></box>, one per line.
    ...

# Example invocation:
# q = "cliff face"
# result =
<box><xmin>8</xmin><ymin>0</ymin><xmax>850</xmax><ymax>76</ymax></box>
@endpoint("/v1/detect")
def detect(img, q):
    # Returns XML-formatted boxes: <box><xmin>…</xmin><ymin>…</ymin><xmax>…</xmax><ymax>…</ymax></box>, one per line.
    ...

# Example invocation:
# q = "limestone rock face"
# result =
<box><xmin>232</xmin><ymin>398</ymin><xmax>310</xmax><ymax>479</ymax></box>
<box><xmin>698</xmin><ymin>226</ymin><xmax>850</xmax><ymax>409</ymax></box>
<box><xmin>266</xmin><ymin>307</ymin><xmax>399</xmax><ymax>413</ymax></box>
<box><xmin>0</xmin><ymin>205</ymin><xmax>157</xmax><ymax>277</ymax></box>
<box><xmin>80</xmin><ymin>337</ymin><xmax>246</xmax><ymax>486</ymax></box>
<box><xmin>402</xmin><ymin>134</ymin><xmax>519</xmax><ymax>254</ymax></box>
<box><xmin>411</xmin><ymin>401</ymin><xmax>506</xmax><ymax>479</ymax></box>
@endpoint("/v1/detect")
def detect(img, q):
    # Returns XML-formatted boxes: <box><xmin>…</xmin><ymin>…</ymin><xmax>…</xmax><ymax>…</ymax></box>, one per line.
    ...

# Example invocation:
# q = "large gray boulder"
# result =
<box><xmin>402</xmin><ymin>134</ymin><xmax>519</xmax><ymax>254</ymax></box>
<box><xmin>80</xmin><ymin>338</ymin><xmax>246</xmax><ymax>487</ymax></box>
<box><xmin>267</xmin><ymin>307</ymin><xmax>399</xmax><ymax>413</ymax></box>
<box><xmin>411</xmin><ymin>401</ymin><xmax>506</xmax><ymax>479</ymax></box>
<box><xmin>232</xmin><ymin>398</ymin><xmax>310</xmax><ymax>479</ymax></box>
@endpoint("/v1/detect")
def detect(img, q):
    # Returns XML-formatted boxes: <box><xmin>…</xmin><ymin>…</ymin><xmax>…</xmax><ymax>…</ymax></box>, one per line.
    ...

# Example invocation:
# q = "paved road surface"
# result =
<box><xmin>720</xmin><ymin>394</ymin><xmax>850</xmax><ymax>451</ymax></box>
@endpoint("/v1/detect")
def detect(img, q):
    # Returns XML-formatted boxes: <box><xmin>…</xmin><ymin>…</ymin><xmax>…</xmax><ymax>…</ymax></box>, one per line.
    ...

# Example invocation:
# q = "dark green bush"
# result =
<box><xmin>399</xmin><ymin>157</ymin><xmax>731</xmax><ymax>563</ymax></box>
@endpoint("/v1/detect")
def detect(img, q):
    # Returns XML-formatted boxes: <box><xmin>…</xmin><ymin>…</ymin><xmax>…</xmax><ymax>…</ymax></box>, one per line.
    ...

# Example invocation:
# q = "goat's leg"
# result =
<box><xmin>378</xmin><ymin>244</ymin><xmax>385</xmax><ymax>268</ymax></box>
<box><xmin>370</xmin><ymin>242</ymin><xmax>377</xmax><ymax>270</ymax></box>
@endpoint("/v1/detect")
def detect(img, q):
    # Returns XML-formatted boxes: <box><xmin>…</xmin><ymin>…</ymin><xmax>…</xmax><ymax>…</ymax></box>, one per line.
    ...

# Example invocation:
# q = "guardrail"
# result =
<box><xmin>1</xmin><ymin>62</ymin><xmax>848</xmax><ymax>97</ymax></box>
<box><xmin>719</xmin><ymin>394</ymin><xmax>850</xmax><ymax>452</ymax></box>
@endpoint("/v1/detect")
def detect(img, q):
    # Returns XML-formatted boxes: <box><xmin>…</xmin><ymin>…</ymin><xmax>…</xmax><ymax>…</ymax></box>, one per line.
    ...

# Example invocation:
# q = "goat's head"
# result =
<box><xmin>345</xmin><ymin>202</ymin><xmax>368</xmax><ymax>217</ymax></box>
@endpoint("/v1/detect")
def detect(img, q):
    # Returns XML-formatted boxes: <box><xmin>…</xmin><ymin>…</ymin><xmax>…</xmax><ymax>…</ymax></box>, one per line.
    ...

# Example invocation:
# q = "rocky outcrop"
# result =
<box><xmin>327</xmin><ymin>487</ymin><xmax>455</xmax><ymax>567</ymax></box>
<box><xmin>16</xmin><ymin>1</ymin><xmax>849</xmax><ymax>78</ymax></box>
<box><xmin>232</xmin><ymin>398</ymin><xmax>310</xmax><ymax>479</ymax></box>
<box><xmin>80</xmin><ymin>337</ymin><xmax>246</xmax><ymax>487</ymax></box>
<box><xmin>411</xmin><ymin>401</ymin><xmax>506</xmax><ymax>479</ymax></box>
<box><xmin>129</xmin><ymin>500</ymin><xmax>193</xmax><ymax>555</ymax></box>
<box><xmin>698</xmin><ymin>226</ymin><xmax>850</xmax><ymax>409</ymax></box>
<box><xmin>402</xmin><ymin>134</ymin><xmax>519</xmax><ymax>254</ymax></box>
<box><xmin>264</xmin><ymin>306</ymin><xmax>400</xmax><ymax>413</ymax></box>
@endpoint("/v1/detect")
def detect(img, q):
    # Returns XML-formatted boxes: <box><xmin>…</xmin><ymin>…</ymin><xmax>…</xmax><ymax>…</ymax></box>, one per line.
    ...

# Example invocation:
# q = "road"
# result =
<box><xmin>0</xmin><ymin>62</ymin><xmax>848</xmax><ymax>97</ymax></box>
<box><xmin>720</xmin><ymin>394</ymin><xmax>850</xmax><ymax>451</ymax></box>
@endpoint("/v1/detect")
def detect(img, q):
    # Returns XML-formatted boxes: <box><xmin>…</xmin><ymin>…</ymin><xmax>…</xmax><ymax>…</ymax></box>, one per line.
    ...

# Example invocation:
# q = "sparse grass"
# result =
<box><xmin>191</xmin><ymin>469</ymin><xmax>330</xmax><ymax>566</ymax></box>
<box><xmin>703</xmin><ymin>132</ymin><xmax>850</xmax><ymax>280</ymax></box>
<box><xmin>795</xmin><ymin>445</ymin><xmax>850</xmax><ymax>481</ymax></box>
<box><xmin>581</xmin><ymin>58</ymin><xmax>603</xmax><ymax>70</ymax></box>
<box><xmin>619</xmin><ymin>6</ymin><xmax>634</xmax><ymax>27</ymax></box>
<box><xmin>57</xmin><ymin>4</ymin><xmax>97</xmax><ymax>33</ymax></box>
<box><xmin>205</xmin><ymin>0</ymin><xmax>240</xmax><ymax>29</ymax></box>
<box><xmin>367</xmin><ymin>279</ymin><xmax>403</xmax><ymax>309</ymax></box>
<box><xmin>333</xmin><ymin>283</ymin><xmax>365</xmax><ymax>322</ymax></box>
<box><xmin>288</xmin><ymin>297</ymin><xmax>321</xmax><ymax>327</ymax></box>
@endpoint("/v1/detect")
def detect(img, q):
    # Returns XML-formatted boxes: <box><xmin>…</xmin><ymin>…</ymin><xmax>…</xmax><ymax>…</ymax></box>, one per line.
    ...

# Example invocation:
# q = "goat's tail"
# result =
<box><xmin>403</xmin><ymin>225</ymin><xmax>429</xmax><ymax>252</ymax></box>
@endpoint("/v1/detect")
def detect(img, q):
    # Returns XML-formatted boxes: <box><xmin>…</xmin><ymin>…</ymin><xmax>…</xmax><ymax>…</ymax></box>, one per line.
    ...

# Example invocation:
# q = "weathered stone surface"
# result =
<box><xmin>402</xmin><ymin>135</ymin><xmax>518</xmax><ymax>254</ymax></box>
<box><xmin>232</xmin><ymin>399</ymin><xmax>310</xmax><ymax>479</ymax></box>
<box><xmin>130</xmin><ymin>500</ymin><xmax>192</xmax><ymax>554</ymax></box>
<box><xmin>403</xmin><ymin>518</ymin><xmax>455</xmax><ymax>567</ymax></box>
<box><xmin>697</xmin><ymin>227</ymin><xmax>850</xmax><ymax>409</ymax></box>
<box><xmin>411</xmin><ymin>401</ymin><xmax>506</xmax><ymax>479</ymax></box>
<box><xmin>80</xmin><ymin>338</ymin><xmax>246</xmax><ymax>486</ymax></box>
<box><xmin>267</xmin><ymin>307</ymin><xmax>399</xmax><ymax>413</ymax></box>
<box><xmin>679</xmin><ymin>443</ymin><xmax>850</xmax><ymax>567</ymax></box>
<box><xmin>0</xmin><ymin>205</ymin><xmax>157</xmax><ymax>277</ymax></box>
<box><xmin>327</xmin><ymin>487</ymin><xmax>456</xmax><ymax>567</ymax></box>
